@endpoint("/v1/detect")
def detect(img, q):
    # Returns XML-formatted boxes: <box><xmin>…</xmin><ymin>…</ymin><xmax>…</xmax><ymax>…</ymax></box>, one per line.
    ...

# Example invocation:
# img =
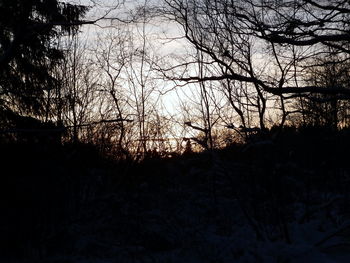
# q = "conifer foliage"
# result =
<box><xmin>0</xmin><ymin>0</ymin><xmax>88</xmax><ymax>119</ymax></box>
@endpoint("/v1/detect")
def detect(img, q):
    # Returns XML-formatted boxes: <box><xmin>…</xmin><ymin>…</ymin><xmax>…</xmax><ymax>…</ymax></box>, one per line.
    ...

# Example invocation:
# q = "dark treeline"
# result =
<box><xmin>2</xmin><ymin>0</ymin><xmax>350</xmax><ymax>157</ymax></box>
<box><xmin>2</xmin><ymin>0</ymin><xmax>350</xmax><ymax>262</ymax></box>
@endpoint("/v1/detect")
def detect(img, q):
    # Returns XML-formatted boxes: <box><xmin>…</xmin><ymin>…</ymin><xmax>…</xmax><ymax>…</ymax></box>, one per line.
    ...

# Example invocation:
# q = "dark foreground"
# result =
<box><xmin>1</xmin><ymin>128</ymin><xmax>350</xmax><ymax>262</ymax></box>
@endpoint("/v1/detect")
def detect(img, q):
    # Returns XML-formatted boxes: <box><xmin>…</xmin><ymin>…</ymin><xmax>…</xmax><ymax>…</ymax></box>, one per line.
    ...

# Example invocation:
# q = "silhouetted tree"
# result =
<box><xmin>160</xmin><ymin>0</ymin><xmax>350</xmax><ymax>131</ymax></box>
<box><xmin>296</xmin><ymin>50</ymin><xmax>350</xmax><ymax>129</ymax></box>
<box><xmin>0</xmin><ymin>0</ymin><xmax>89</xmax><ymax>130</ymax></box>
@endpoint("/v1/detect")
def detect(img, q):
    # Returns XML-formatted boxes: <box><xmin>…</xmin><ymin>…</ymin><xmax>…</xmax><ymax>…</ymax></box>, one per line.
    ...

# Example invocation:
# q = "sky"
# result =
<box><xmin>61</xmin><ymin>0</ymin><xmax>213</xmax><ymax>141</ymax></box>
<box><xmin>63</xmin><ymin>0</ymin><xmax>271</xmax><ymax>134</ymax></box>
<box><xmin>75</xmin><ymin>0</ymin><xmax>196</xmax><ymax>110</ymax></box>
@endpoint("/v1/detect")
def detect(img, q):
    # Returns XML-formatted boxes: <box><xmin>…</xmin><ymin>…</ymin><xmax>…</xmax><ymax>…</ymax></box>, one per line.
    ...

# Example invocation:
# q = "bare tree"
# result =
<box><xmin>159</xmin><ymin>0</ymin><xmax>350</xmax><ymax>132</ymax></box>
<box><xmin>93</xmin><ymin>28</ymin><xmax>135</xmax><ymax>157</ymax></box>
<box><xmin>123</xmin><ymin>1</ymin><xmax>164</xmax><ymax>159</ymax></box>
<box><xmin>53</xmin><ymin>35</ymin><xmax>99</xmax><ymax>143</ymax></box>
<box><xmin>294</xmin><ymin>50</ymin><xmax>350</xmax><ymax>129</ymax></box>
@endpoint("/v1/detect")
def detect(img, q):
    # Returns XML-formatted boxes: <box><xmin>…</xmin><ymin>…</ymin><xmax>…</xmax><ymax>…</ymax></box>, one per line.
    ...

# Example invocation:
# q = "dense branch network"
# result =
<box><xmin>162</xmin><ymin>0</ymin><xmax>350</xmax><ymax>97</ymax></box>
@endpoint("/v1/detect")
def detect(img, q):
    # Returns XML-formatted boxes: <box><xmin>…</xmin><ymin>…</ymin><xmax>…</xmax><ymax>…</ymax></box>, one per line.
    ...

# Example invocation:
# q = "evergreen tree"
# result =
<box><xmin>0</xmin><ymin>0</ymin><xmax>89</xmax><ymax>124</ymax></box>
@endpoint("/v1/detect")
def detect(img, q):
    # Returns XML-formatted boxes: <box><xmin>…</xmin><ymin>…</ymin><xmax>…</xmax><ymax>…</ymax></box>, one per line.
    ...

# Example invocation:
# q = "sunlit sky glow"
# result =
<box><xmin>62</xmin><ymin>0</ymin><xmax>285</xmax><ymax>139</ymax></box>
